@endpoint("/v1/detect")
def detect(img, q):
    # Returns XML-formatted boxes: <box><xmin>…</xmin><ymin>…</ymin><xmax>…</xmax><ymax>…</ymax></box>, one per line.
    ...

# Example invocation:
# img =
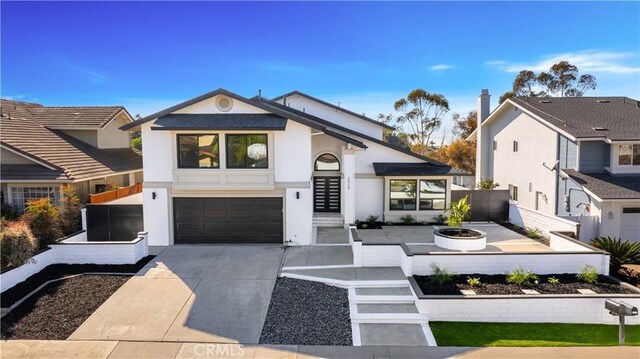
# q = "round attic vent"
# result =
<box><xmin>215</xmin><ymin>96</ymin><xmax>233</xmax><ymax>112</ymax></box>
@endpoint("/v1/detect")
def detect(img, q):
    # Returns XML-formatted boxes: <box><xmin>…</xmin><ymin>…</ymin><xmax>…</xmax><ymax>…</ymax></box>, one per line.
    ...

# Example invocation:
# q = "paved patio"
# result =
<box><xmin>69</xmin><ymin>245</ymin><xmax>284</xmax><ymax>344</ymax></box>
<box><xmin>357</xmin><ymin>223</ymin><xmax>551</xmax><ymax>253</ymax></box>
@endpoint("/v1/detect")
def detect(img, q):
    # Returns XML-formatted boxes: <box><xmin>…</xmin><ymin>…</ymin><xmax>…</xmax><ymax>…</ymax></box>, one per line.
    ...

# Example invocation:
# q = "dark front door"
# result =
<box><xmin>173</xmin><ymin>197</ymin><xmax>283</xmax><ymax>244</ymax></box>
<box><xmin>314</xmin><ymin>176</ymin><xmax>341</xmax><ymax>212</ymax></box>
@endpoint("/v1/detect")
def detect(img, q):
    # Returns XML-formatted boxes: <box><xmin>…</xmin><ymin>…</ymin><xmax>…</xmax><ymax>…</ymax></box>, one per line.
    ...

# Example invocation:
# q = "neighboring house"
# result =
<box><xmin>470</xmin><ymin>91</ymin><xmax>640</xmax><ymax>242</ymax></box>
<box><xmin>121</xmin><ymin>88</ymin><xmax>464</xmax><ymax>246</ymax></box>
<box><xmin>0</xmin><ymin>99</ymin><xmax>143</xmax><ymax>211</ymax></box>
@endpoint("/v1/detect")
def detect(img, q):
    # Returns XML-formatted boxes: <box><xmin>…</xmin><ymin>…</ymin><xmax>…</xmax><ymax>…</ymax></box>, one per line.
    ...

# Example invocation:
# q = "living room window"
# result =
<box><xmin>419</xmin><ymin>179</ymin><xmax>446</xmax><ymax>210</ymax></box>
<box><xmin>226</xmin><ymin>134</ymin><xmax>268</xmax><ymax>168</ymax></box>
<box><xmin>177</xmin><ymin>134</ymin><xmax>220</xmax><ymax>168</ymax></box>
<box><xmin>10</xmin><ymin>186</ymin><xmax>61</xmax><ymax>212</ymax></box>
<box><xmin>389</xmin><ymin>180</ymin><xmax>417</xmax><ymax>210</ymax></box>
<box><xmin>618</xmin><ymin>144</ymin><xmax>640</xmax><ymax>166</ymax></box>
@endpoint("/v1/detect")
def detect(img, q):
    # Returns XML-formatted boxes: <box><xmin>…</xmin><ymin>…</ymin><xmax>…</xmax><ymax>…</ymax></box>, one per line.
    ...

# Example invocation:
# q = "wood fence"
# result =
<box><xmin>89</xmin><ymin>183</ymin><xmax>142</xmax><ymax>204</ymax></box>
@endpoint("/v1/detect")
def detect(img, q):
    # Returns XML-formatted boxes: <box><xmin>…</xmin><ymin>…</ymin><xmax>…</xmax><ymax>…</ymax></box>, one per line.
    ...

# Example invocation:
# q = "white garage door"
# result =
<box><xmin>620</xmin><ymin>207</ymin><xmax>640</xmax><ymax>242</ymax></box>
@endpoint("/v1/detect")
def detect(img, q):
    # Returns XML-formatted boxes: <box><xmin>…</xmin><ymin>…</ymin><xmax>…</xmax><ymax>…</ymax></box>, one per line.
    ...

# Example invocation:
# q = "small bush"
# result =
<box><xmin>22</xmin><ymin>198</ymin><xmax>62</xmax><ymax>249</ymax></box>
<box><xmin>526</xmin><ymin>227</ymin><xmax>542</xmax><ymax>239</ymax></box>
<box><xmin>467</xmin><ymin>276</ymin><xmax>481</xmax><ymax>287</ymax></box>
<box><xmin>400</xmin><ymin>215</ymin><xmax>416</xmax><ymax>224</ymax></box>
<box><xmin>446</xmin><ymin>196</ymin><xmax>471</xmax><ymax>235</ymax></box>
<box><xmin>366</xmin><ymin>214</ymin><xmax>379</xmax><ymax>227</ymax></box>
<box><xmin>1</xmin><ymin>221</ymin><xmax>37</xmax><ymax>270</ymax></box>
<box><xmin>430</xmin><ymin>264</ymin><xmax>455</xmax><ymax>285</ymax></box>
<box><xmin>547</xmin><ymin>276</ymin><xmax>560</xmax><ymax>285</ymax></box>
<box><xmin>433</xmin><ymin>214</ymin><xmax>448</xmax><ymax>225</ymax></box>
<box><xmin>131</xmin><ymin>136</ymin><xmax>142</xmax><ymax>150</ymax></box>
<box><xmin>506</xmin><ymin>267</ymin><xmax>539</xmax><ymax>287</ymax></box>
<box><xmin>59</xmin><ymin>186</ymin><xmax>83</xmax><ymax>236</ymax></box>
<box><xmin>1</xmin><ymin>203</ymin><xmax>21</xmax><ymax>220</ymax></box>
<box><xmin>591</xmin><ymin>237</ymin><xmax>640</xmax><ymax>273</ymax></box>
<box><xmin>576</xmin><ymin>265</ymin><xmax>599</xmax><ymax>284</ymax></box>
<box><xmin>476</xmin><ymin>178</ymin><xmax>499</xmax><ymax>190</ymax></box>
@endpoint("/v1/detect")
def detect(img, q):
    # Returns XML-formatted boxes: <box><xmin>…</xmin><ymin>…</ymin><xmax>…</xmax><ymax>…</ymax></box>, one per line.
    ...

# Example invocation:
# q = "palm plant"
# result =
<box><xmin>446</xmin><ymin>196</ymin><xmax>471</xmax><ymax>236</ymax></box>
<box><xmin>591</xmin><ymin>237</ymin><xmax>640</xmax><ymax>273</ymax></box>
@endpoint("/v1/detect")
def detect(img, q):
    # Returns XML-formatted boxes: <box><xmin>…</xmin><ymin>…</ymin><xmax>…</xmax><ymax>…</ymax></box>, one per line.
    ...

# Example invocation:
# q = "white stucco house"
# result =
<box><xmin>121</xmin><ymin>89</ymin><xmax>464</xmax><ymax>246</ymax></box>
<box><xmin>470</xmin><ymin>91</ymin><xmax>640</xmax><ymax>242</ymax></box>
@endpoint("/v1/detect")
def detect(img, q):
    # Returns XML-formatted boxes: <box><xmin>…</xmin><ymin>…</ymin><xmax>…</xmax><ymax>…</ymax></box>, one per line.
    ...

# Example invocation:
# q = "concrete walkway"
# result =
<box><xmin>69</xmin><ymin>245</ymin><xmax>284</xmax><ymax>344</ymax></box>
<box><xmin>3</xmin><ymin>340</ymin><xmax>640</xmax><ymax>359</ymax></box>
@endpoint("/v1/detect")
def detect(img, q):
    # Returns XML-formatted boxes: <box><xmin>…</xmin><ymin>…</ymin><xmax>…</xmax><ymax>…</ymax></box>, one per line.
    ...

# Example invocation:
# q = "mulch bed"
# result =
<box><xmin>414</xmin><ymin>274</ymin><xmax>639</xmax><ymax>296</ymax></box>
<box><xmin>260</xmin><ymin>277</ymin><xmax>352</xmax><ymax>346</ymax></box>
<box><xmin>1</xmin><ymin>255</ymin><xmax>154</xmax><ymax>308</ymax></box>
<box><xmin>1</xmin><ymin>274</ymin><xmax>130</xmax><ymax>340</ymax></box>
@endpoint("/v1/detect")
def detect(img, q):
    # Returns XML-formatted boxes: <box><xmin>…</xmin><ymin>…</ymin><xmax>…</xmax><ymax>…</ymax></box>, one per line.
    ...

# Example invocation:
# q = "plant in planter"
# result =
<box><xmin>506</xmin><ymin>267</ymin><xmax>539</xmax><ymax>287</ymax></box>
<box><xmin>467</xmin><ymin>276</ymin><xmax>481</xmax><ymax>287</ymax></box>
<box><xmin>446</xmin><ymin>196</ymin><xmax>470</xmax><ymax>236</ymax></box>
<box><xmin>400</xmin><ymin>214</ymin><xmax>416</xmax><ymax>225</ymax></box>
<box><xmin>525</xmin><ymin>227</ymin><xmax>542</xmax><ymax>239</ymax></box>
<box><xmin>430</xmin><ymin>264</ymin><xmax>455</xmax><ymax>285</ymax></box>
<box><xmin>576</xmin><ymin>265</ymin><xmax>599</xmax><ymax>284</ymax></box>
<box><xmin>548</xmin><ymin>276</ymin><xmax>560</xmax><ymax>285</ymax></box>
<box><xmin>433</xmin><ymin>196</ymin><xmax>487</xmax><ymax>251</ymax></box>
<box><xmin>590</xmin><ymin>237</ymin><xmax>640</xmax><ymax>274</ymax></box>
<box><xmin>365</xmin><ymin>215</ymin><xmax>379</xmax><ymax>228</ymax></box>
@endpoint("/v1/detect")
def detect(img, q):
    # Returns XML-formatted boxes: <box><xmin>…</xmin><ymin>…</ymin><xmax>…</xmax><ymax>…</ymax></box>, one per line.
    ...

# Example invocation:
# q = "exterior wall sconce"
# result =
<box><xmin>152</xmin><ymin>192</ymin><xmax>157</xmax><ymax>200</ymax></box>
<box><xmin>296</xmin><ymin>191</ymin><xmax>300</xmax><ymax>199</ymax></box>
<box><xmin>608</xmin><ymin>211</ymin><xmax>614</xmax><ymax>220</ymax></box>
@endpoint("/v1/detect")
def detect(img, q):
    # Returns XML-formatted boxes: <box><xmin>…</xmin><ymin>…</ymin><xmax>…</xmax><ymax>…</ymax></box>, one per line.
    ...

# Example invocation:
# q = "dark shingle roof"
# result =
<box><xmin>0</xmin><ymin>164</ymin><xmax>68</xmax><ymax>181</ymax></box>
<box><xmin>511</xmin><ymin>97</ymin><xmax>640</xmax><ymax>140</ymax></box>
<box><xmin>562</xmin><ymin>169</ymin><xmax>640</xmax><ymax>200</ymax></box>
<box><xmin>373</xmin><ymin>162</ymin><xmax>468</xmax><ymax>176</ymax></box>
<box><xmin>1</xmin><ymin>101</ymin><xmax>142</xmax><ymax>182</ymax></box>
<box><xmin>151</xmin><ymin>113</ymin><xmax>288</xmax><ymax>131</ymax></box>
<box><xmin>1</xmin><ymin>99</ymin><xmax>127</xmax><ymax>129</ymax></box>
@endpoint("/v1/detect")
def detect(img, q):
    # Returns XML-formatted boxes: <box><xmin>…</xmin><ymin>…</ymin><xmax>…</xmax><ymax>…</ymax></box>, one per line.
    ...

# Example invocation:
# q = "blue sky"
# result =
<box><xmin>2</xmin><ymin>1</ymin><xmax>639</xmax><ymax>141</ymax></box>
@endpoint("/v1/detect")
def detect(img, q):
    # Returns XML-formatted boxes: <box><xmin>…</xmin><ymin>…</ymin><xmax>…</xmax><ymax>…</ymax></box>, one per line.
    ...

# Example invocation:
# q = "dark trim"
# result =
<box><xmin>152</xmin><ymin>126</ymin><xmax>286</xmax><ymax>131</ymax></box>
<box><xmin>272</xmin><ymin>90</ymin><xmax>396</xmax><ymax>130</ymax></box>
<box><xmin>225</xmin><ymin>134</ymin><xmax>269</xmax><ymax>169</ymax></box>
<box><xmin>350</xmin><ymin>228</ymin><xmax>361</xmax><ymax>242</ymax></box>
<box><xmin>52</xmin><ymin>236</ymin><xmax>144</xmax><ymax>245</ymax></box>
<box><xmin>176</xmin><ymin>134</ymin><xmax>221</xmax><ymax>169</ymax></box>
<box><xmin>389</xmin><ymin>179</ymin><xmax>417</xmax><ymax>211</ymax></box>
<box><xmin>323</xmin><ymin>128</ymin><xmax>367</xmax><ymax>149</ymax></box>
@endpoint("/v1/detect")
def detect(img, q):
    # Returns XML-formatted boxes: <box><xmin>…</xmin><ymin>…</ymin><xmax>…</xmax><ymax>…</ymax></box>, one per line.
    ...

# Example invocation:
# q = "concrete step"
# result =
<box><xmin>280</xmin><ymin>267</ymin><xmax>408</xmax><ymax>287</ymax></box>
<box><xmin>356</xmin><ymin>323</ymin><xmax>430</xmax><ymax>346</ymax></box>
<box><xmin>350</xmin><ymin>312</ymin><xmax>429</xmax><ymax>324</ymax></box>
<box><xmin>348</xmin><ymin>287</ymin><xmax>414</xmax><ymax>304</ymax></box>
<box><xmin>355</xmin><ymin>286</ymin><xmax>413</xmax><ymax>296</ymax></box>
<box><xmin>356</xmin><ymin>303</ymin><xmax>419</xmax><ymax>314</ymax></box>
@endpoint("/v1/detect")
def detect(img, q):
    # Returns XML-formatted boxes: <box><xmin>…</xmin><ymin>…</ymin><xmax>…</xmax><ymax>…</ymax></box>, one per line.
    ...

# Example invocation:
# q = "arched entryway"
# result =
<box><xmin>313</xmin><ymin>154</ymin><xmax>341</xmax><ymax>212</ymax></box>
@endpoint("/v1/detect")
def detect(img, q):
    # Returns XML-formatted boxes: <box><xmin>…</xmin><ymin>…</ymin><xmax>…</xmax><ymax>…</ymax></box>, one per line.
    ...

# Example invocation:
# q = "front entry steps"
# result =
<box><xmin>313</xmin><ymin>213</ymin><xmax>344</xmax><ymax>227</ymax></box>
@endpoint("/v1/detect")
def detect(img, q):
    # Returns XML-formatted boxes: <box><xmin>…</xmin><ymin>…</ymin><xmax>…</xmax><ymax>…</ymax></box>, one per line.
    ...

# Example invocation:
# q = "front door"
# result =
<box><xmin>314</xmin><ymin>176</ymin><xmax>340</xmax><ymax>212</ymax></box>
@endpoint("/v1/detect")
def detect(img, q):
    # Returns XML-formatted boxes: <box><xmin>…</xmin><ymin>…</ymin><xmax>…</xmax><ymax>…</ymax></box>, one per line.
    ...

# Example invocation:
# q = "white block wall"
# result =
<box><xmin>0</xmin><ymin>250</ymin><xmax>57</xmax><ymax>293</ymax></box>
<box><xmin>418</xmin><ymin>296</ymin><xmax>640</xmax><ymax>324</ymax></box>
<box><xmin>360</xmin><ymin>245</ymin><xmax>404</xmax><ymax>267</ymax></box>
<box><xmin>549</xmin><ymin>232</ymin><xmax>592</xmax><ymax>252</ymax></box>
<box><xmin>285</xmin><ymin>188</ymin><xmax>313</xmax><ymax>245</ymax></box>
<box><xmin>509</xmin><ymin>201</ymin><xmax>578</xmax><ymax>238</ymax></box>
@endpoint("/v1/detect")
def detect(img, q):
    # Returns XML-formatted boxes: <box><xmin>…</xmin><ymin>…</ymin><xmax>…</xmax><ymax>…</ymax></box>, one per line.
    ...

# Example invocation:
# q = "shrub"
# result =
<box><xmin>547</xmin><ymin>276</ymin><xmax>560</xmax><ymax>285</ymax></box>
<box><xmin>576</xmin><ymin>265</ymin><xmax>599</xmax><ymax>284</ymax></box>
<box><xmin>467</xmin><ymin>276</ymin><xmax>481</xmax><ymax>287</ymax></box>
<box><xmin>131</xmin><ymin>136</ymin><xmax>142</xmax><ymax>150</ymax></box>
<box><xmin>446</xmin><ymin>196</ymin><xmax>470</xmax><ymax>235</ymax></box>
<box><xmin>476</xmin><ymin>178</ymin><xmax>499</xmax><ymax>190</ymax></box>
<box><xmin>1</xmin><ymin>203</ymin><xmax>21</xmax><ymax>220</ymax></box>
<box><xmin>366</xmin><ymin>214</ymin><xmax>379</xmax><ymax>227</ymax></box>
<box><xmin>433</xmin><ymin>214</ymin><xmax>448</xmax><ymax>224</ymax></box>
<box><xmin>22</xmin><ymin>198</ymin><xmax>62</xmax><ymax>248</ymax></box>
<box><xmin>506</xmin><ymin>267</ymin><xmax>539</xmax><ymax>287</ymax></box>
<box><xmin>1</xmin><ymin>221</ymin><xmax>37</xmax><ymax>270</ymax></box>
<box><xmin>591</xmin><ymin>237</ymin><xmax>640</xmax><ymax>273</ymax></box>
<box><xmin>59</xmin><ymin>186</ymin><xmax>82</xmax><ymax>236</ymax></box>
<box><xmin>430</xmin><ymin>264</ymin><xmax>455</xmax><ymax>285</ymax></box>
<box><xmin>526</xmin><ymin>227</ymin><xmax>542</xmax><ymax>239</ymax></box>
<box><xmin>400</xmin><ymin>215</ymin><xmax>416</xmax><ymax>224</ymax></box>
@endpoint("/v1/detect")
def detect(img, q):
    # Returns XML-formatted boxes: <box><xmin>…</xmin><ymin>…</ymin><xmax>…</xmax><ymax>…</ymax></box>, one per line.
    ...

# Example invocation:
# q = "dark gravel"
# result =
<box><xmin>1</xmin><ymin>255</ymin><xmax>154</xmax><ymax>308</ymax></box>
<box><xmin>1</xmin><ymin>274</ymin><xmax>130</xmax><ymax>340</ymax></box>
<box><xmin>414</xmin><ymin>274</ymin><xmax>639</xmax><ymax>296</ymax></box>
<box><xmin>260</xmin><ymin>277</ymin><xmax>352</xmax><ymax>346</ymax></box>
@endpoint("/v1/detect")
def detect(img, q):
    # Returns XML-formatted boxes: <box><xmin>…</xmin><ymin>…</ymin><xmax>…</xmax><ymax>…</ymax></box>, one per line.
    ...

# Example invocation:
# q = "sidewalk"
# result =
<box><xmin>2</xmin><ymin>340</ymin><xmax>639</xmax><ymax>359</ymax></box>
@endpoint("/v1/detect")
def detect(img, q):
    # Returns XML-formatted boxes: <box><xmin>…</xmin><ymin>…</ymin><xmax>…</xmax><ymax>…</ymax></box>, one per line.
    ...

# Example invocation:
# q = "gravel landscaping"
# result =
<box><xmin>260</xmin><ymin>277</ymin><xmax>352</xmax><ymax>346</ymax></box>
<box><xmin>1</xmin><ymin>274</ymin><xmax>130</xmax><ymax>340</ymax></box>
<box><xmin>414</xmin><ymin>274</ymin><xmax>639</xmax><ymax>296</ymax></box>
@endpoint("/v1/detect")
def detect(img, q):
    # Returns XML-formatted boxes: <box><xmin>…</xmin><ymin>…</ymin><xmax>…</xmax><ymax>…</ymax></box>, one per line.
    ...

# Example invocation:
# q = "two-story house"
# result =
<box><xmin>470</xmin><ymin>91</ymin><xmax>640</xmax><ymax>242</ymax></box>
<box><xmin>0</xmin><ymin>99</ymin><xmax>142</xmax><ymax>210</ymax></box>
<box><xmin>121</xmin><ymin>88</ymin><xmax>464</xmax><ymax>246</ymax></box>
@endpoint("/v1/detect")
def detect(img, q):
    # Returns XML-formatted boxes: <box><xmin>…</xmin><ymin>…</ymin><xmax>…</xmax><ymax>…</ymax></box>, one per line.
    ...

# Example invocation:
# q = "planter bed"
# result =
<box><xmin>1</xmin><ymin>255</ymin><xmax>154</xmax><ymax>308</ymax></box>
<box><xmin>413</xmin><ymin>274</ymin><xmax>638</xmax><ymax>296</ymax></box>
<box><xmin>260</xmin><ymin>277</ymin><xmax>352</xmax><ymax>346</ymax></box>
<box><xmin>1</xmin><ymin>274</ymin><xmax>129</xmax><ymax>340</ymax></box>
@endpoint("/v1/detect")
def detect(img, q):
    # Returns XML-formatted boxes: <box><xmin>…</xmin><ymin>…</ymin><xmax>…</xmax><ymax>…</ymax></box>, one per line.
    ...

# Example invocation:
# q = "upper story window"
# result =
<box><xmin>178</xmin><ymin>134</ymin><xmax>220</xmax><ymax>168</ymax></box>
<box><xmin>618</xmin><ymin>144</ymin><xmax>640</xmax><ymax>166</ymax></box>
<box><xmin>226</xmin><ymin>134</ymin><xmax>268</xmax><ymax>168</ymax></box>
<box><xmin>315</xmin><ymin>154</ymin><xmax>340</xmax><ymax>171</ymax></box>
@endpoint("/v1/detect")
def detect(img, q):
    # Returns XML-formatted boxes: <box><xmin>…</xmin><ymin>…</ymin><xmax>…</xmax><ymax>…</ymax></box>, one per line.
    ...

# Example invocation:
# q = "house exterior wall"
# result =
<box><xmin>277</xmin><ymin>94</ymin><xmax>384</xmax><ymax>140</ymax></box>
<box><xmin>1</xmin><ymin>148</ymin><xmax>40</xmax><ymax>164</ymax></box>
<box><xmin>608</xmin><ymin>142</ymin><xmax>640</xmax><ymax>174</ymax></box>
<box><xmin>596</xmin><ymin>199</ymin><xmax>640</xmax><ymax>242</ymax></box>
<box><xmin>579</xmin><ymin>140</ymin><xmax>609</xmax><ymax>173</ymax></box>
<box><xmin>60</xmin><ymin>129</ymin><xmax>98</xmax><ymax>147</ymax></box>
<box><xmin>97</xmin><ymin>114</ymin><xmax>132</xmax><ymax>149</ymax></box>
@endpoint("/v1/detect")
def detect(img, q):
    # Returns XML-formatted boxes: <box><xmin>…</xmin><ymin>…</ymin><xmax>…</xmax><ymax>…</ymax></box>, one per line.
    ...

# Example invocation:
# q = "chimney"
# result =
<box><xmin>478</xmin><ymin>89</ymin><xmax>491</xmax><ymax>123</ymax></box>
<box><xmin>475</xmin><ymin>89</ymin><xmax>491</xmax><ymax>184</ymax></box>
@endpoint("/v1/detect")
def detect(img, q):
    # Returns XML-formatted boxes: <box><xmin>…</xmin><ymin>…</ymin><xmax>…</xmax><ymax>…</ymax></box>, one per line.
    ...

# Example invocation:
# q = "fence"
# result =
<box><xmin>89</xmin><ymin>183</ymin><xmax>142</xmax><ymax>204</ymax></box>
<box><xmin>86</xmin><ymin>204</ymin><xmax>144</xmax><ymax>241</ymax></box>
<box><xmin>451</xmin><ymin>189</ymin><xmax>510</xmax><ymax>222</ymax></box>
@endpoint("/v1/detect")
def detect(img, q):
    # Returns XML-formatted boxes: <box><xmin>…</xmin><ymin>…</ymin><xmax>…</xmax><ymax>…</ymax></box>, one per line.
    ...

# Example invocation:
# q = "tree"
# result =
<box><xmin>476</xmin><ymin>178</ymin><xmax>500</xmax><ymax>190</ymax></box>
<box><xmin>499</xmin><ymin>61</ymin><xmax>596</xmax><ymax>103</ymax></box>
<box><xmin>378</xmin><ymin>113</ymin><xmax>411</xmax><ymax>150</ymax></box>
<box><xmin>451</xmin><ymin>111</ymin><xmax>477</xmax><ymax>139</ymax></box>
<box><xmin>392</xmin><ymin>89</ymin><xmax>449</xmax><ymax>156</ymax></box>
<box><xmin>430</xmin><ymin>139</ymin><xmax>476</xmax><ymax>173</ymax></box>
<box><xmin>22</xmin><ymin>198</ymin><xmax>62</xmax><ymax>249</ymax></box>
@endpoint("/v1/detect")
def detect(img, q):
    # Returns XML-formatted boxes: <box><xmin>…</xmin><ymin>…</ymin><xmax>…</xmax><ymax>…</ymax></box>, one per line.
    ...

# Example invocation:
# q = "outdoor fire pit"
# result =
<box><xmin>434</xmin><ymin>228</ymin><xmax>487</xmax><ymax>251</ymax></box>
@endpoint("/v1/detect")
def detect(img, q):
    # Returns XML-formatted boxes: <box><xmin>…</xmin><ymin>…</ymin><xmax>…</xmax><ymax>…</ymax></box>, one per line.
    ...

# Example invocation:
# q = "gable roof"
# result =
<box><xmin>151</xmin><ymin>113</ymin><xmax>288</xmax><ymax>131</ymax></box>
<box><xmin>1</xmin><ymin>101</ymin><xmax>142</xmax><ymax>182</ymax></box>
<box><xmin>1</xmin><ymin>99</ymin><xmax>131</xmax><ymax>129</ymax></box>
<box><xmin>373</xmin><ymin>162</ymin><xmax>468</xmax><ymax>176</ymax></box>
<box><xmin>562</xmin><ymin>169</ymin><xmax>640</xmax><ymax>200</ymax></box>
<box><xmin>272</xmin><ymin>90</ymin><xmax>395</xmax><ymax>130</ymax></box>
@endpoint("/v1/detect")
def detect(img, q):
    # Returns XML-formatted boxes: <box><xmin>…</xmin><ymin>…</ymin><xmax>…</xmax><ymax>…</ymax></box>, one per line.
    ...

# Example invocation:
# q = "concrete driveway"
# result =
<box><xmin>69</xmin><ymin>245</ymin><xmax>284</xmax><ymax>344</ymax></box>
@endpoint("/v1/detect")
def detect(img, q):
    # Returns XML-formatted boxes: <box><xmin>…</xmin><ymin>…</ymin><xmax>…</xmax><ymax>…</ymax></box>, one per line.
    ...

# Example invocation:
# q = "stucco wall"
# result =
<box><xmin>274</xmin><ymin>121</ymin><xmax>312</xmax><ymax>182</ymax></box>
<box><xmin>60</xmin><ymin>129</ymin><xmax>98</xmax><ymax>147</ymax></box>
<box><xmin>174</xmin><ymin>94</ymin><xmax>269</xmax><ymax>114</ymax></box>
<box><xmin>598</xmin><ymin>200</ymin><xmax>640</xmax><ymax>242</ymax></box>
<box><xmin>1</xmin><ymin>149</ymin><xmax>39</xmax><ymax>164</ymax></box>
<box><xmin>355</xmin><ymin>178</ymin><xmax>384</xmax><ymax>220</ymax></box>
<box><xmin>97</xmin><ymin>114</ymin><xmax>132</xmax><ymax>149</ymax></box>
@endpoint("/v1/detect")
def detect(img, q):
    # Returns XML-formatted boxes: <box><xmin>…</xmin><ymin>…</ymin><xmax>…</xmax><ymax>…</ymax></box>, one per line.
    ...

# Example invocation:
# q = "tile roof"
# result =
<box><xmin>151</xmin><ymin>113</ymin><xmax>288</xmax><ymax>131</ymax></box>
<box><xmin>1</xmin><ymin>99</ymin><xmax>127</xmax><ymax>129</ymax></box>
<box><xmin>1</xmin><ymin>100</ymin><xmax>142</xmax><ymax>182</ymax></box>
<box><xmin>373</xmin><ymin>162</ymin><xmax>468</xmax><ymax>176</ymax></box>
<box><xmin>0</xmin><ymin>164</ymin><xmax>68</xmax><ymax>182</ymax></box>
<box><xmin>562</xmin><ymin>169</ymin><xmax>640</xmax><ymax>200</ymax></box>
<box><xmin>511</xmin><ymin>97</ymin><xmax>640</xmax><ymax>140</ymax></box>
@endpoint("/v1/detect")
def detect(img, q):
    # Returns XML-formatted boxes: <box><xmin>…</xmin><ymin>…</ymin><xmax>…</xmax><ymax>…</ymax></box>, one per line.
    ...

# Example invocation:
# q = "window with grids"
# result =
<box><xmin>10</xmin><ymin>186</ymin><xmax>61</xmax><ymax>212</ymax></box>
<box><xmin>618</xmin><ymin>144</ymin><xmax>640</xmax><ymax>166</ymax></box>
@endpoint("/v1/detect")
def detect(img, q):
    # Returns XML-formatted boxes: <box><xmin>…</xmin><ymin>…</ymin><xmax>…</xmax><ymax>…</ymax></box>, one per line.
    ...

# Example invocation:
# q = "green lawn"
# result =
<box><xmin>430</xmin><ymin>322</ymin><xmax>640</xmax><ymax>347</ymax></box>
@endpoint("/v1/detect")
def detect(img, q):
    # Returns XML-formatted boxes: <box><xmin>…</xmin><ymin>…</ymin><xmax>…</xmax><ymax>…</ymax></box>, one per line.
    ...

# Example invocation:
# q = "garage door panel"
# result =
<box><xmin>173</xmin><ymin>197</ymin><xmax>283</xmax><ymax>244</ymax></box>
